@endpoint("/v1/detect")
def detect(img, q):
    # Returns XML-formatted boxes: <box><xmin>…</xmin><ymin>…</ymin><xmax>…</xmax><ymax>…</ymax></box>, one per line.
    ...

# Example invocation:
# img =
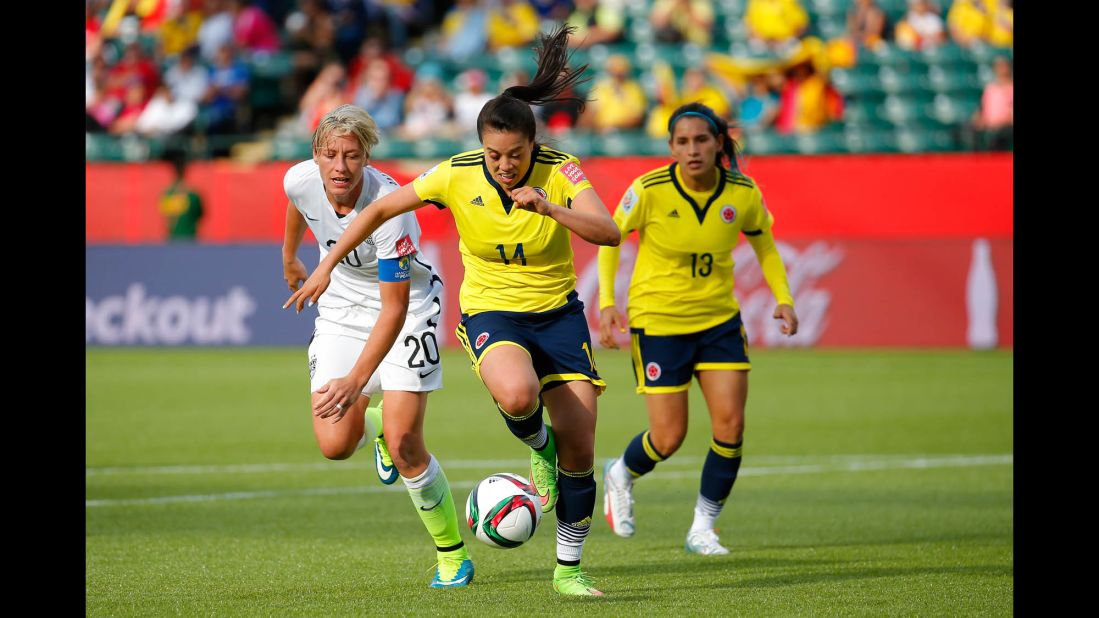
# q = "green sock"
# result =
<box><xmin>402</xmin><ymin>455</ymin><xmax>468</xmax><ymax>558</ymax></box>
<box><xmin>364</xmin><ymin>402</ymin><xmax>384</xmax><ymax>439</ymax></box>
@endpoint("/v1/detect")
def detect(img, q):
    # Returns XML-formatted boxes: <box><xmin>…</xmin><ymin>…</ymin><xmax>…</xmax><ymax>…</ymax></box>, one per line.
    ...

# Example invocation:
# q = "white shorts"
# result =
<box><xmin>307</xmin><ymin>302</ymin><xmax>444</xmax><ymax>396</ymax></box>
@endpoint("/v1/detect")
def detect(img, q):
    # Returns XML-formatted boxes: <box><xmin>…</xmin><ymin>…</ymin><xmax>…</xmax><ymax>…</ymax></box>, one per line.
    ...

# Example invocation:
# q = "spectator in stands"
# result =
<box><xmin>159</xmin><ymin>1</ymin><xmax>204</xmax><ymax>59</ymax></box>
<box><xmin>679</xmin><ymin>67</ymin><xmax>732</xmax><ymax>121</ymax></box>
<box><xmin>530</xmin><ymin>0</ymin><xmax>573</xmax><ymax>23</ymax></box>
<box><xmin>847</xmin><ymin>0</ymin><xmax>889</xmax><ymax>50</ymax></box>
<box><xmin>566</xmin><ymin>0</ymin><xmax>625</xmax><ymax>49</ymax></box>
<box><xmin>108</xmin><ymin>41</ymin><xmax>161</xmax><ymax>106</ymax></box>
<box><xmin>452</xmin><ymin>68</ymin><xmax>495</xmax><ymax>134</ymax></box>
<box><xmin>347</xmin><ymin>35</ymin><xmax>414</xmax><ymax>96</ymax></box>
<box><xmin>362</xmin><ymin>0</ymin><xmax>437</xmax><ymax>49</ymax></box>
<box><xmin>87</xmin><ymin>53</ymin><xmax>121</xmax><ymax>132</ymax></box>
<box><xmin>398</xmin><ymin>71</ymin><xmax>454</xmax><ymax>139</ymax></box>
<box><xmin>540</xmin><ymin>68</ymin><xmax>586</xmax><ymax>135</ymax></box>
<box><xmin>744</xmin><ymin>0</ymin><xmax>809</xmax><ymax>52</ymax></box>
<box><xmin>439</xmin><ymin>0</ymin><xmax>489</xmax><ymax>62</ymax></box>
<box><xmin>895</xmin><ymin>0</ymin><xmax>946</xmax><ymax>50</ymax></box>
<box><xmin>775</xmin><ymin>59</ymin><xmax>843</xmax><ymax>134</ymax></box>
<box><xmin>583</xmin><ymin>54</ymin><xmax>647</xmax><ymax>134</ymax></box>
<box><xmin>736</xmin><ymin>73</ymin><xmax>781</xmax><ymax>131</ymax></box>
<box><xmin>988</xmin><ymin>0</ymin><xmax>1012</xmax><ymax>48</ymax></box>
<box><xmin>109</xmin><ymin>82</ymin><xmax>150</xmax><ymax>135</ymax></box>
<box><xmin>164</xmin><ymin>46</ymin><xmax>211</xmax><ymax>106</ymax></box>
<box><xmin>352</xmin><ymin>59</ymin><xmax>405</xmax><ymax>133</ymax></box>
<box><xmin>229</xmin><ymin>0</ymin><xmax>281</xmax><ymax>57</ymax></box>
<box><xmin>650</xmin><ymin>0</ymin><xmax>715</xmax><ymax>47</ymax></box>
<box><xmin>969</xmin><ymin>55</ymin><xmax>1012</xmax><ymax>150</ymax></box>
<box><xmin>329</xmin><ymin>0</ymin><xmax>368</xmax><ymax>63</ymax></box>
<box><xmin>285</xmin><ymin>0</ymin><xmax>336</xmax><ymax>100</ymax></box>
<box><xmin>487</xmin><ymin>0</ymin><xmax>542</xmax><ymax>51</ymax></box>
<box><xmin>159</xmin><ymin>150</ymin><xmax>205</xmax><ymax>241</ymax></box>
<box><xmin>136</xmin><ymin>84</ymin><xmax>199</xmax><ymax>137</ymax></box>
<box><xmin>198</xmin><ymin>0</ymin><xmax>235</xmax><ymax>64</ymax></box>
<box><xmin>299</xmin><ymin>61</ymin><xmax>350</xmax><ymax>133</ymax></box>
<box><xmin>87</xmin><ymin>0</ymin><xmax>105</xmax><ymax>61</ymax></box>
<box><xmin>203</xmin><ymin>44</ymin><xmax>251</xmax><ymax>134</ymax></box>
<box><xmin>946</xmin><ymin>0</ymin><xmax>990</xmax><ymax>48</ymax></box>
<box><xmin>644</xmin><ymin>61</ymin><xmax>679</xmax><ymax>139</ymax></box>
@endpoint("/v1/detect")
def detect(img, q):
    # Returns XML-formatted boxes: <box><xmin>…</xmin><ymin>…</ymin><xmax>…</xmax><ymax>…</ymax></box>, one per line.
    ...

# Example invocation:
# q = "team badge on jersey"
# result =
<box><xmin>418</xmin><ymin>165</ymin><xmax>438</xmax><ymax>180</ymax></box>
<box><xmin>621</xmin><ymin>187</ymin><xmax>638</xmax><ymax>214</ymax></box>
<box><xmin>720</xmin><ymin>205</ymin><xmax>738</xmax><ymax>224</ymax></box>
<box><xmin>645</xmin><ymin>362</ymin><xmax>662</xmax><ymax>380</ymax></box>
<box><xmin>475</xmin><ymin>332</ymin><xmax>490</xmax><ymax>349</ymax></box>
<box><xmin>395</xmin><ymin>234</ymin><xmax>416</xmax><ymax>256</ymax></box>
<box><xmin>560</xmin><ymin>162</ymin><xmax>587</xmax><ymax>185</ymax></box>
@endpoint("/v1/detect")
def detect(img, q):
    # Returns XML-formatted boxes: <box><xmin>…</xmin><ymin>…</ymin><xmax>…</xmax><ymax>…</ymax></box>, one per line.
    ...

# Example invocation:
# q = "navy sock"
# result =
<box><xmin>621</xmin><ymin>430</ymin><xmax>667</xmax><ymax>479</ymax></box>
<box><xmin>498</xmin><ymin>399</ymin><xmax>547</xmax><ymax>449</ymax></box>
<box><xmin>699</xmin><ymin>437</ymin><xmax>743</xmax><ymax>504</ymax></box>
<box><xmin>555</xmin><ymin>466</ymin><xmax>595</xmax><ymax>565</ymax></box>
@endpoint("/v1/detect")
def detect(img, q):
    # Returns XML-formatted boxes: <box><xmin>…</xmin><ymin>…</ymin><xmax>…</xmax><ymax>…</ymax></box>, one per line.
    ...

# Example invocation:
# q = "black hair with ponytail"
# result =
<box><xmin>667</xmin><ymin>102</ymin><xmax>741</xmax><ymax>170</ymax></box>
<box><xmin>476</xmin><ymin>24</ymin><xmax>590</xmax><ymax>143</ymax></box>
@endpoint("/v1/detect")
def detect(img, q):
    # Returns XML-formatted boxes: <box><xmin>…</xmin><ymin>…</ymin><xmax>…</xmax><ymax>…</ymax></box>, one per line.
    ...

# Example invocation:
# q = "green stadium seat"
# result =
<box><xmin>844</xmin><ymin>127</ymin><xmax>898</xmax><ymax>153</ymax></box>
<box><xmin>878</xmin><ymin>66</ymin><xmax>930</xmax><ymax>95</ymax></box>
<box><xmin>882</xmin><ymin>94</ymin><xmax>937</xmax><ymax>127</ymax></box>
<box><xmin>931</xmin><ymin>93</ymin><xmax>981</xmax><ymax>125</ymax></box>
<box><xmin>832</xmin><ymin>70</ymin><xmax>885</xmax><ymax>97</ymax></box>
<box><xmin>795</xmin><ymin>127</ymin><xmax>848</xmax><ymax>154</ymax></box>
<box><xmin>271</xmin><ymin>138</ymin><xmax>312</xmax><ymax>161</ymax></box>
<box><xmin>895</xmin><ymin>128</ymin><xmax>959</xmax><ymax>153</ymax></box>
<box><xmin>842</xmin><ymin>98</ymin><xmax>892</xmax><ymax>129</ymax></box>
<box><xmin>869</xmin><ymin>45</ymin><xmax>927</xmax><ymax>72</ymax></box>
<box><xmin>927</xmin><ymin>65</ymin><xmax>981</xmax><ymax>95</ymax></box>
<box><xmin>741</xmin><ymin>131</ymin><xmax>798</xmax><ymax>155</ymax></box>
<box><xmin>808</xmin><ymin>0</ymin><xmax>849</xmax><ymax>21</ymax></box>
<box><xmin>921</xmin><ymin>43</ymin><xmax>969</xmax><ymax>67</ymax></box>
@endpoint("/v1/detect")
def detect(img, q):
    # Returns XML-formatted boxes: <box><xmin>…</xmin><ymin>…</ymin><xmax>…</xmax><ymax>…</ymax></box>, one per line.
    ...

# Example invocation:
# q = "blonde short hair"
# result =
<box><xmin>312</xmin><ymin>104</ymin><xmax>380</xmax><ymax>157</ymax></box>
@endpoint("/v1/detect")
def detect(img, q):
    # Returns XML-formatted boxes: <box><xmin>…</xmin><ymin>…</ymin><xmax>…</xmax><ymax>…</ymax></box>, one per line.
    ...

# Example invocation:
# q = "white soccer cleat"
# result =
<box><xmin>602</xmin><ymin>458</ymin><xmax>636</xmax><ymax>538</ymax></box>
<box><xmin>684</xmin><ymin>529</ymin><xmax>730</xmax><ymax>555</ymax></box>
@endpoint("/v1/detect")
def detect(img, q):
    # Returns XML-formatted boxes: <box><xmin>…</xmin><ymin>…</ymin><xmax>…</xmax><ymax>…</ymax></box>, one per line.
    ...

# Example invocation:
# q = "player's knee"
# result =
<box><xmin>651</xmin><ymin>431</ymin><xmax>686</xmax><ymax>458</ymax></box>
<box><xmin>494</xmin><ymin>387</ymin><xmax>540</xmax><ymax>419</ymax></box>
<box><xmin>319</xmin><ymin>441</ymin><xmax>357</xmax><ymax>461</ymax></box>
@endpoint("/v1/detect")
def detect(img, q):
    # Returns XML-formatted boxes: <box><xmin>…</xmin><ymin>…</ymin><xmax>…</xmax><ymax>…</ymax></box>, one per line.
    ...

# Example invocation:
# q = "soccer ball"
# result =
<box><xmin>465</xmin><ymin>473</ymin><xmax>542</xmax><ymax>549</ymax></box>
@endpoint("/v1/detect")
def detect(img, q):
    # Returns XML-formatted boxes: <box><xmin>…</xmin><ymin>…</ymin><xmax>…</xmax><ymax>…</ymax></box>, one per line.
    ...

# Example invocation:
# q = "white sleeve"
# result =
<box><xmin>372</xmin><ymin>212</ymin><xmax>421</xmax><ymax>260</ymax></box>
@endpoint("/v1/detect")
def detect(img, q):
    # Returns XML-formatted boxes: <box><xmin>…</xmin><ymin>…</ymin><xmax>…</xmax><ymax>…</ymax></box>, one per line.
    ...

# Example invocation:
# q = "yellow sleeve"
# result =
<box><xmin>599</xmin><ymin>179</ymin><xmax>646</xmax><ymax>309</ymax></box>
<box><xmin>548</xmin><ymin>156</ymin><xmax>595</xmax><ymax>205</ymax></box>
<box><xmin>743</xmin><ymin>189</ymin><xmax>794</xmax><ymax>307</ymax></box>
<box><xmin>411</xmin><ymin>159</ymin><xmax>452</xmax><ymax>206</ymax></box>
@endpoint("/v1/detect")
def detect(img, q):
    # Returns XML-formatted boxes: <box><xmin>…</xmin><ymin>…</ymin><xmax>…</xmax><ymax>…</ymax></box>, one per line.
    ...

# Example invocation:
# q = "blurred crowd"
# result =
<box><xmin>86</xmin><ymin>0</ymin><xmax>1012</xmax><ymax>151</ymax></box>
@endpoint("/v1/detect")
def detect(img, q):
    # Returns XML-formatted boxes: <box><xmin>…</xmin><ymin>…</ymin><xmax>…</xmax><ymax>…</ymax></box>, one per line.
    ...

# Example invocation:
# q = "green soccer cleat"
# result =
<box><xmin>374</xmin><ymin>435</ymin><xmax>398</xmax><ymax>485</ymax></box>
<box><xmin>552</xmin><ymin>565</ymin><xmax>604</xmax><ymax>597</ymax></box>
<box><xmin>430</xmin><ymin>555</ymin><xmax>474</xmax><ymax>589</ymax></box>
<box><xmin>529</xmin><ymin>426</ymin><xmax>558</xmax><ymax>513</ymax></box>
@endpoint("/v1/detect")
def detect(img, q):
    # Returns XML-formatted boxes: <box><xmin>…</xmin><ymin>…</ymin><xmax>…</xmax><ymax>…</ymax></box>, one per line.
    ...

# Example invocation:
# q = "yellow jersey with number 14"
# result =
<box><xmin>413</xmin><ymin>145</ymin><xmax>594</xmax><ymax>315</ymax></box>
<box><xmin>599</xmin><ymin>162</ymin><xmax>794</xmax><ymax>336</ymax></box>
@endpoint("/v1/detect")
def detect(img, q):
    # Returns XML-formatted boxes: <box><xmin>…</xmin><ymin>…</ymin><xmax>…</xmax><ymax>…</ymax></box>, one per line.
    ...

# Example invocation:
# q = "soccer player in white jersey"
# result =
<box><xmin>281</xmin><ymin>104</ymin><xmax>472</xmax><ymax>588</ymax></box>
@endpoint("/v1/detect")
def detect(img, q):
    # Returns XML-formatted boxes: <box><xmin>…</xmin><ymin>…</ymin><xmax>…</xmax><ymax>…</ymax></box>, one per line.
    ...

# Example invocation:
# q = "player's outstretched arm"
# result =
<box><xmin>283</xmin><ymin>183</ymin><xmax>425</xmax><ymax>312</ymax></box>
<box><xmin>312</xmin><ymin>279</ymin><xmax>411</xmax><ymax>420</ymax></box>
<box><xmin>511</xmin><ymin>186</ymin><xmax>620</xmax><ymax>247</ymax></box>
<box><xmin>282</xmin><ymin>200</ymin><xmax>310</xmax><ymax>292</ymax></box>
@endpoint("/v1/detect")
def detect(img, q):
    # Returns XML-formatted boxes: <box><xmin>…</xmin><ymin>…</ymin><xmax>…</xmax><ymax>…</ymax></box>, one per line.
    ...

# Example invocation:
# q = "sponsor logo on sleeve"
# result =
<box><xmin>721</xmin><ymin>205</ymin><xmax>738</xmax><ymax>224</ymax></box>
<box><xmin>620</xmin><ymin>187</ymin><xmax>638</xmax><ymax>214</ymax></box>
<box><xmin>395</xmin><ymin>235</ymin><xmax>416</xmax><ymax>257</ymax></box>
<box><xmin>645</xmin><ymin>362</ymin><xmax>662</xmax><ymax>381</ymax></box>
<box><xmin>560</xmin><ymin>161</ymin><xmax>588</xmax><ymax>185</ymax></box>
<box><xmin>394</xmin><ymin>256</ymin><xmax>411</xmax><ymax>280</ymax></box>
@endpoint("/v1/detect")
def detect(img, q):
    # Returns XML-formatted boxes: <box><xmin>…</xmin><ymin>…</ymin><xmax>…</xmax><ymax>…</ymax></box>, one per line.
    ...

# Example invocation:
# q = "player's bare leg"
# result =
<box><xmin>311</xmin><ymin>393</ymin><xmax>369</xmax><ymax>460</ymax></box>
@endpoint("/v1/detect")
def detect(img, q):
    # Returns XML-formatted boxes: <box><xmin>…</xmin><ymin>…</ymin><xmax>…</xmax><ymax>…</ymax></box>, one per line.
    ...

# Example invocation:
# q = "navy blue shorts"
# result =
<box><xmin>456</xmin><ymin>292</ymin><xmax>606</xmax><ymax>394</ymax></box>
<box><xmin>630</xmin><ymin>312</ymin><xmax>751</xmax><ymax>394</ymax></box>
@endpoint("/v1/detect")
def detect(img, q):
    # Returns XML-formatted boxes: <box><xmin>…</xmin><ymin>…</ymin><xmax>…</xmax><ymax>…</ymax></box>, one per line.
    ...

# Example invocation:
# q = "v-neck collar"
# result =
<box><xmin>668</xmin><ymin>162</ymin><xmax>726</xmax><ymax>225</ymax></box>
<box><xmin>482</xmin><ymin>144</ymin><xmax>540</xmax><ymax>215</ymax></box>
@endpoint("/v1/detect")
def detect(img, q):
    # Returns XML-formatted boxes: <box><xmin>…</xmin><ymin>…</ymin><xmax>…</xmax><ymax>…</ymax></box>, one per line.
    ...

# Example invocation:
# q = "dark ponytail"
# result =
<box><xmin>667</xmin><ymin>102</ymin><xmax>741</xmax><ymax>171</ymax></box>
<box><xmin>476</xmin><ymin>24</ymin><xmax>590</xmax><ymax>142</ymax></box>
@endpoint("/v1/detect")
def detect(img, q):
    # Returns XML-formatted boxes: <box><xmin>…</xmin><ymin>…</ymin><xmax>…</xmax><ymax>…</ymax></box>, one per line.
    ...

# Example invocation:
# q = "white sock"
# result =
<box><xmin>689</xmin><ymin>495</ymin><xmax>723</xmax><ymax>534</ymax></box>
<box><xmin>609</xmin><ymin>457</ymin><xmax>633</xmax><ymax>486</ymax></box>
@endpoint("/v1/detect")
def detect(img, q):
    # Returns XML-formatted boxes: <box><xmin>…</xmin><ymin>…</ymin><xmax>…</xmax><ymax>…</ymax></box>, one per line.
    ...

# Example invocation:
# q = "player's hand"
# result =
<box><xmin>312</xmin><ymin>377</ymin><xmax>362</xmax><ymax>422</ymax></box>
<box><xmin>284</xmin><ymin>257</ymin><xmax>308</xmax><ymax>292</ymax></box>
<box><xmin>283</xmin><ymin>270</ymin><xmax>331</xmax><ymax>313</ymax></box>
<box><xmin>509</xmin><ymin>186</ymin><xmax>552</xmax><ymax>216</ymax></box>
<box><xmin>774</xmin><ymin>303</ymin><xmax>798</xmax><ymax>336</ymax></box>
<box><xmin>598</xmin><ymin>306</ymin><xmax>627</xmax><ymax>349</ymax></box>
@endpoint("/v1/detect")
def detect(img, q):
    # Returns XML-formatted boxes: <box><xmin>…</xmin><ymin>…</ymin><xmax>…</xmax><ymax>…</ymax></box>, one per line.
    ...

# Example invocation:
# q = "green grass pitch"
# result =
<box><xmin>87</xmin><ymin>347</ymin><xmax>1012</xmax><ymax>616</ymax></box>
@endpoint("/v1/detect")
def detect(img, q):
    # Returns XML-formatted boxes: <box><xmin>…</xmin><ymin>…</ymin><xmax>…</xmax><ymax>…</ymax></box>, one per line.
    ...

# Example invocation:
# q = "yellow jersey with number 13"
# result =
<box><xmin>413</xmin><ymin>145</ymin><xmax>594</xmax><ymax>315</ymax></box>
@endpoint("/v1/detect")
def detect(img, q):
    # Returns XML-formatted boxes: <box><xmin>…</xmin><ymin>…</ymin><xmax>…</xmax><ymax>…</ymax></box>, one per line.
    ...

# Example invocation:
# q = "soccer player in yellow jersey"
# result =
<box><xmin>286</xmin><ymin>25</ymin><xmax>620</xmax><ymax>596</ymax></box>
<box><xmin>598</xmin><ymin>102</ymin><xmax>799</xmax><ymax>555</ymax></box>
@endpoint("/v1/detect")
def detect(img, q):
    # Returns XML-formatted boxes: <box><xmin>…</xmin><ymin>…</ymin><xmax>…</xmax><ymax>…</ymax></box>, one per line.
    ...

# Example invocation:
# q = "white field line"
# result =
<box><xmin>85</xmin><ymin>454</ymin><xmax>1012</xmax><ymax>508</ymax></box>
